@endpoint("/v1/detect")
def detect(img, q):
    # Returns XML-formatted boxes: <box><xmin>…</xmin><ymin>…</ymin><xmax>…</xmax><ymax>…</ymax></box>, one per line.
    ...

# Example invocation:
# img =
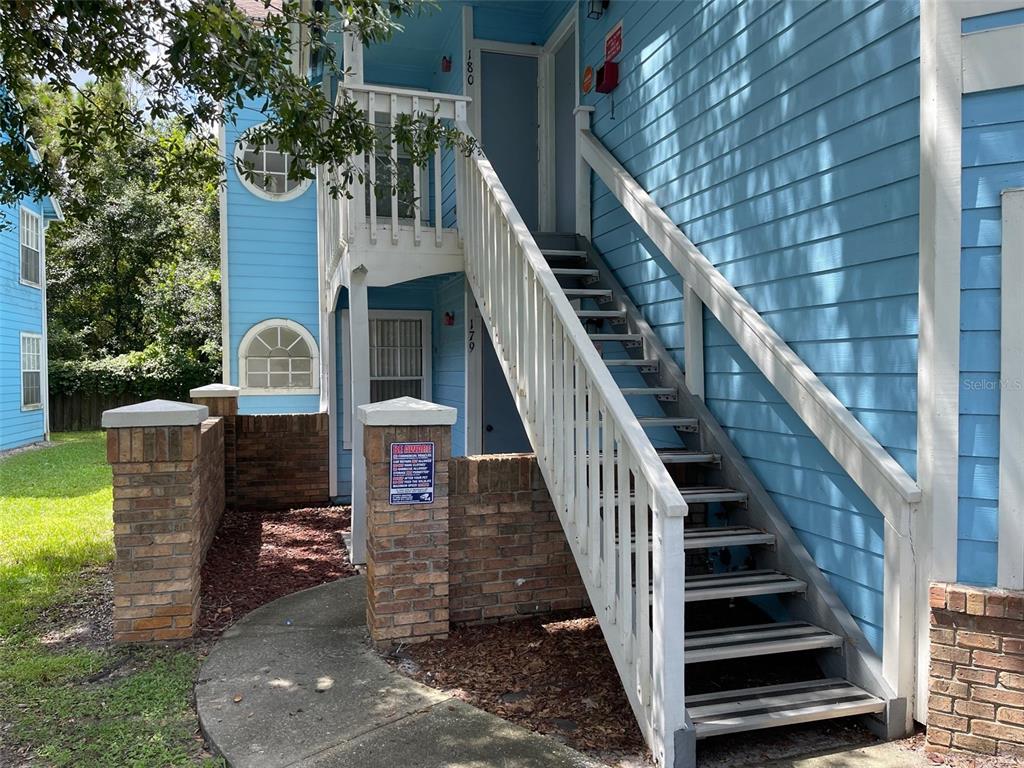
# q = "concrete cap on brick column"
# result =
<box><xmin>101</xmin><ymin>399</ymin><xmax>209</xmax><ymax>428</ymax></box>
<box><xmin>357</xmin><ymin>396</ymin><xmax>457</xmax><ymax>426</ymax></box>
<box><xmin>189</xmin><ymin>383</ymin><xmax>240</xmax><ymax>399</ymax></box>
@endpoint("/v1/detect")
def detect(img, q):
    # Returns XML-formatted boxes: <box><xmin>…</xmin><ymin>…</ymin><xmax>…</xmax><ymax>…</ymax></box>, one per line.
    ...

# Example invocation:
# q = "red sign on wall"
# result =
<box><xmin>605</xmin><ymin>21</ymin><xmax>623</xmax><ymax>62</ymax></box>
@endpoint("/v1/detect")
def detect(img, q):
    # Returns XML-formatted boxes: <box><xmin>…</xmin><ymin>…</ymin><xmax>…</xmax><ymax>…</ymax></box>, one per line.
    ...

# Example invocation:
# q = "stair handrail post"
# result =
<box><xmin>574</xmin><ymin>106</ymin><xmax>595</xmax><ymax>240</ymax></box>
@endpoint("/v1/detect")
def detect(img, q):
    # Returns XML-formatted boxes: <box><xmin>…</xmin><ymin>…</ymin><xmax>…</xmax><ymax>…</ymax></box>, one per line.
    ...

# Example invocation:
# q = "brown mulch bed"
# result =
<box><xmin>390</xmin><ymin>614</ymin><xmax>651</xmax><ymax>764</ymax></box>
<box><xmin>199</xmin><ymin>505</ymin><xmax>357</xmax><ymax>635</ymax></box>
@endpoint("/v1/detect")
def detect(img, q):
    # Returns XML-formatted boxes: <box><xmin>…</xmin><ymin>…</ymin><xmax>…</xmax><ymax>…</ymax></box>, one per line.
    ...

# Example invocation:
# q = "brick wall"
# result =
<box><xmin>449</xmin><ymin>454</ymin><xmax>588</xmax><ymax>625</ymax></box>
<box><xmin>364</xmin><ymin>424</ymin><xmax>452</xmax><ymax>647</ymax></box>
<box><xmin>927</xmin><ymin>582</ymin><xmax>1024</xmax><ymax>758</ymax></box>
<box><xmin>108</xmin><ymin>417</ymin><xmax>225</xmax><ymax>642</ymax></box>
<box><xmin>234</xmin><ymin>413</ymin><xmax>329</xmax><ymax>510</ymax></box>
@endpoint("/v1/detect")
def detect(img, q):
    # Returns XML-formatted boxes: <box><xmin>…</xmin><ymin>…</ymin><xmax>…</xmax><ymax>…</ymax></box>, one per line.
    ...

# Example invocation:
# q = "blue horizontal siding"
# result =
<box><xmin>225</xmin><ymin>104</ymin><xmax>320</xmax><ymax>414</ymax></box>
<box><xmin>582</xmin><ymin>0</ymin><xmax>922</xmax><ymax>650</ymax></box>
<box><xmin>957</xmin><ymin>84</ymin><xmax>1024</xmax><ymax>586</ymax></box>
<box><xmin>0</xmin><ymin>197</ymin><xmax>46</xmax><ymax>451</ymax></box>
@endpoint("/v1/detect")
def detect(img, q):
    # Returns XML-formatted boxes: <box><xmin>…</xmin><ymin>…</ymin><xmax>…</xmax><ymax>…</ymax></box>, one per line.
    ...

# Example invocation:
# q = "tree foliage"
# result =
<box><xmin>1</xmin><ymin>0</ymin><xmax>473</xmax><ymax>213</ymax></box>
<box><xmin>31</xmin><ymin>80</ymin><xmax>222</xmax><ymax>394</ymax></box>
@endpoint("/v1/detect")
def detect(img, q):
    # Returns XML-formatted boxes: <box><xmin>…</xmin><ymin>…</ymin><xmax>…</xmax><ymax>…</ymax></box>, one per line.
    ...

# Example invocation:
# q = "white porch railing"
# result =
<box><xmin>577</xmin><ymin>119</ymin><xmax>921</xmax><ymax>727</ymax></box>
<box><xmin>455</xmin><ymin>119</ymin><xmax>689</xmax><ymax>768</ymax></box>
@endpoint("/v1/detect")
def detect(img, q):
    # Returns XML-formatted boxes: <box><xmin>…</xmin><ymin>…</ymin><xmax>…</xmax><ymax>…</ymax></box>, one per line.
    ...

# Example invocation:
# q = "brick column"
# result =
<box><xmin>102</xmin><ymin>400</ymin><xmax>224</xmax><ymax>643</ymax></box>
<box><xmin>191</xmin><ymin>384</ymin><xmax>239</xmax><ymax>511</ymax></box>
<box><xmin>927</xmin><ymin>583</ymin><xmax>1024</xmax><ymax>758</ymax></box>
<box><xmin>358</xmin><ymin>397</ymin><xmax>455</xmax><ymax>649</ymax></box>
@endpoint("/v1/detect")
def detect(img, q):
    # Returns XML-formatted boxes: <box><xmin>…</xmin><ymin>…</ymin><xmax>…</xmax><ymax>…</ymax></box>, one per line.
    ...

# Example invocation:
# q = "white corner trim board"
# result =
<box><xmin>918</xmin><ymin>0</ymin><xmax>1024</xmax><ymax>723</ymax></box>
<box><xmin>999</xmin><ymin>189</ymin><xmax>1024</xmax><ymax>590</ymax></box>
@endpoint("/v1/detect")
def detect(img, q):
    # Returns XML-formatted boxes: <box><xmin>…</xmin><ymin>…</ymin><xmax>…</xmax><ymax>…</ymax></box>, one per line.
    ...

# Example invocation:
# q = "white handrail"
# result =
<box><xmin>456</xmin><ymin>119</ymin><xmax>688</xmax><ymax>768</ymax></box>
<box><xmin>579</xmin><ymin>128</ymin><xmax>921</xmax><ymax>535</ymax></box>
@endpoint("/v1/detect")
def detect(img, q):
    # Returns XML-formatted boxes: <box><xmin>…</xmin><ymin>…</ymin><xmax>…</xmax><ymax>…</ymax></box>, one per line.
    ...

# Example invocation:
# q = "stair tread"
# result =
<box><xmin>678</xmin><ymin>486</ymin><xmax>748</xmax><ymax>503</ymax></box>
<box><xmin>552</xmin><ymin>267</ymin><xmax>599</xmax><ymax>277</ymax></box>
<box><xmin>683</xmin><ymin>525</ymin><xmax>772</xmax><ymax>549</ymax></box>
<box><xmin>564</xmin><ymin>287</ymin><xmax>612</xmax><ymax>297</ymax></box>
<box><xmin>590</xmin><ymin>333</ymin><xmax>643</xmax><ymax>341</ymax></box>
<box><xmin>620</xmin><ymin>386</ymin><xmax>676</xmax><ymax>396</ymax></box>
<box><xmin>687</xmin><ymin>678</ymin><xmax>884</xmax><ymax>739</ymax></box>
<box><xmin>576</xmin><ymin>309</ymin><xmax>626</xmax><ymax>318</ymax></box>
<box><xmin>603</xmin><ymin>358</ymin><xmax>659</xmax><ymax>367</ymax></box>
<box><xmin>657</xmin><ymin>449</ymin><xmax>718</xmax><ymax>464</ymax></box>
<box><xmin>684</xmin><ymin>621</ymin><xmax>841</xmax><ymax>663</ymax></box>
<box><xmin>542</xmin><ymin>249</ymin><xmax>587</xmax><ymax>258</ymax></box>
<box><xmin>684</xmin><ymin>570</ymin><xmax>806</xmax><ymax>602</ymax></box>
<box><xmin>637</xmin><ymin>416</ymin><xmax>697</xmax><ymax>427</ymax></box>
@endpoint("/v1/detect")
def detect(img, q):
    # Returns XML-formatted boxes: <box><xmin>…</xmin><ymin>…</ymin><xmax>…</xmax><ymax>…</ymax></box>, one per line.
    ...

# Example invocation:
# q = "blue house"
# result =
<box><xmin>221</xmin><ymin>1</ymin><xmax>1024</xmax><ymax>764</ymax></box>
<box><xmin>0</xmin><ymin>183</ymin><xmax>62</xmax><ymax>452</ymax></box>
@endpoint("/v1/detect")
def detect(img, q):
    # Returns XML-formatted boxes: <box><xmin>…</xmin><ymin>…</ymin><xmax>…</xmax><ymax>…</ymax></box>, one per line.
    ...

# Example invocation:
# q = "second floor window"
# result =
<box><xmin>20</xmin><ymin>208</ymin><xmax>41</xmax><ymax>287</ymax></box>
<box><xmin>235</xmin><ymin>130</ymin><xmax>309</xmax><ymax>200</ymax></box>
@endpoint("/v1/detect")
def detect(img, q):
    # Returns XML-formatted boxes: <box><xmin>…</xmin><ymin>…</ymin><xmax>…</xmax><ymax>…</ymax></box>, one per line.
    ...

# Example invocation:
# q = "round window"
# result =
<box><xmin>235</xmin><ymin>130</ymin><xmax>310</xmax><ymax>201</ymax></box>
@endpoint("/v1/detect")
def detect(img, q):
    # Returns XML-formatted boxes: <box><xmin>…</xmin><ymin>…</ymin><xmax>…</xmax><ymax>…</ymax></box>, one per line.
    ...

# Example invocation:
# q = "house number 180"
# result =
<box><xmin>466</xmin><ymin>49</ymin><xmax>474</xmax><ymax>87</ymax></box>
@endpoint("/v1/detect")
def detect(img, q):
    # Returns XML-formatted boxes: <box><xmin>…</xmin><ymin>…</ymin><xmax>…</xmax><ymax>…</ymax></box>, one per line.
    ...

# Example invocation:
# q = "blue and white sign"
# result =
<box><xmin>389</xmin><ymin>441</ymin><xmax>435</xmax><ymax>504</ymax></box>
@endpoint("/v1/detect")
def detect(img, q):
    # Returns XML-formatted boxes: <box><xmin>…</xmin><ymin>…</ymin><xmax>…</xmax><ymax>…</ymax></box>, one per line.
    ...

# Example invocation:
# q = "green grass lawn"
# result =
<box><xmin>0</xmin><ymin>433</ymin><xmax>221</xmax><ymax>767</ymax></box>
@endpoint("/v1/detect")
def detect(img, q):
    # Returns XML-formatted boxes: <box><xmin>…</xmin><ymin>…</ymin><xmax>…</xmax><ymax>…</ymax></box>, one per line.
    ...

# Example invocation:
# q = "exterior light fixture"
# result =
<box><xmin>587</xmin><ymin>0</ymin><xmax>609</xmax><ymax>20</ymax></box>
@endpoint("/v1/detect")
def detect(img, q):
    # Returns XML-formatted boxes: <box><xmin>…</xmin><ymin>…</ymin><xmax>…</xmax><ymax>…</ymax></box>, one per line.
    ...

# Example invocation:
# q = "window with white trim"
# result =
<box><xmin>239</xmin><ymin>320</ymin><xmax>318</xmax><ymax>392</ymax></box>
<box><xmin>21</xmin><ymin>333</ymin><xmax>42</xmax><ymax>409</ymax></box>
<box><xmin>341</xmin><ymin>310</ymin><xmax>432</xmax><ymax>447</ymax></box>
<box><xmin>235</xmin><ymin>131</ymin><xmax>309</xmax><ymax>199</ymax></box>
<box><xmin>20</xmin><ymin>208</ymin><xmax>41</xmax><ymax>286</ymax></box>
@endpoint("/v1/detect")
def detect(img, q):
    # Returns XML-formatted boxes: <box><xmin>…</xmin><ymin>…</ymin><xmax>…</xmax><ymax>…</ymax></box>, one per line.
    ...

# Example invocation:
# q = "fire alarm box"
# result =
<box><xmin>596</xmin><ymin>61</ymin><xmax>619</xmax><ymax>93</ymax></box>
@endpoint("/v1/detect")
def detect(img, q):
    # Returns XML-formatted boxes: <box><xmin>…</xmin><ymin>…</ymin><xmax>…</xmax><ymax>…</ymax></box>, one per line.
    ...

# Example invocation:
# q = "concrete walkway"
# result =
<box><xmin>197</xmin><ymin>577</ymin><xmax>936</xmax><ymax>768</ymax></box>
<box><xmin>195</xmin><ymin>576</ymin><xmax>601</xmax><ymax>768</ymax></box>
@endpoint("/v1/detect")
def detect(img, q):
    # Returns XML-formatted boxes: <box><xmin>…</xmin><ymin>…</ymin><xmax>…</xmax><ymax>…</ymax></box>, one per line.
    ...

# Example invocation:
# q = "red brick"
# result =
<box><xmin>951</xmin><ymin>733</ymin><xmax>997</xmax><ymax>754</ymax></box>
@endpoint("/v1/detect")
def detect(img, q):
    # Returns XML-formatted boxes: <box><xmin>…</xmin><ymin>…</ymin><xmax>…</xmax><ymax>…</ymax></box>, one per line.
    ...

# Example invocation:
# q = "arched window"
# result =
<box><xmin>239</xmin><ymin>320</ymin><xmax>319</xmax><ymax>393</ymax></box>
<box><xmin>234</xmin><ymin>128</ymin><xmax>310</xmax><ymax>201</ymax></box>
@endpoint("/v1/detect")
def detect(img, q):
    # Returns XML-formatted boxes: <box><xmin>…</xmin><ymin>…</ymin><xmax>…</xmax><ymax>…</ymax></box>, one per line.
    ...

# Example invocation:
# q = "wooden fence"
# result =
<box><xmin>49</xmin><ymin>391</ymin><xmax>183</xmax><ymax>432</ymax></box>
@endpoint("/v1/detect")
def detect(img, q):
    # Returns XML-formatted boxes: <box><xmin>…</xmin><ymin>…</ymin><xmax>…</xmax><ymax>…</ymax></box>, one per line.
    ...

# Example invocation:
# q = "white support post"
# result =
<box><xmin>574</xmin><ymin>106</ymin><xmax>594</xmax><ymax>240</ymax></box>
<box><xmin>349</xmin><ymin>265</ymin><xmax>371</xmax><ymax>565</ymax></box>
<box><xmin>883</xmin><ymin>519</ymin><xmax>916</xmax><ymax>734</ymax></box>
<box><xmin>998</xmin><ymin>189</ymin><xmax>1024</xmax><ymax>589</ymax></box>
<box><xmin>683</xmin><ymin>285</ymin><xmax>704</xmax><ymax>400</ymax></box>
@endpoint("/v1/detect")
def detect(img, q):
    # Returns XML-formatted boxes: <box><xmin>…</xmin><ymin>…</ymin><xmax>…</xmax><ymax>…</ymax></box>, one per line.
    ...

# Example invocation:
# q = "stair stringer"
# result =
<box><xmin>580</xmin><ymin>238</ymin><xmax>905</xmax><ymax>736</ymax></box>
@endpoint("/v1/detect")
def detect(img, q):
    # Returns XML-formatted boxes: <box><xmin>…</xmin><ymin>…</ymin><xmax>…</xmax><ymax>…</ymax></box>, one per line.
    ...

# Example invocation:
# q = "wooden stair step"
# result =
<box><xmin>683</xmin><ymin>570</ymin><xmax>806</xmax><ymax>602</ymax></box>
<box><xmin>541</xmin><ymin>248</ymin><xmax>587</xmax><ymax>260</ymax></box>
<box><xmin>683</xmin><ymin>525</ymin><xmax>772</xmax><ymax>549</ymax></box>
<box><xmin>679</xmin><ymin>486</ymin><xmax>747</xmax><ymax>504</ymax></box>
<box><xmin>575</xmin><ymin>309</ymin><xmax>626</xmax><ymax>319</ymax></box>
<box><xmin>551</xmin><ymin>267</ymin><xmax>599</xmax><ymax>278</ymax></box>
<box><xmin>604</xmin><ymin>358</ymin><xmax>659</xmax><ymax>369</ymax></box>
<box><xmin>564</xmin><ymin>287</ymin><xmax>613</xmax><ymax>299</ymax></box>
<box><xmin>684</xmin><ymin>621</ymin><xmax>841</xmax><ymax>664</ymax></box>
<box><xmin>619</xmin><ymin>386</ymin><xmax>676</xmax><ymax>397</ymax></box>
<box><xmin>638</xmin><ymin>416</ymin><xmax>697</xmax><ymax>431</ymax></box>
<box><xmin>590</xmin><ymin>333</ymin><xmax>643</xmax><ymax>343</ymax></box>
<box><xmin>657</xmin><ymin>449</ymin><xmax>717</xmax><ymax>464</ymax></box>
<box><xmin>687</xmin><ymin>678</ymin><xmax>884</xmax><ymax>739</ymax></box>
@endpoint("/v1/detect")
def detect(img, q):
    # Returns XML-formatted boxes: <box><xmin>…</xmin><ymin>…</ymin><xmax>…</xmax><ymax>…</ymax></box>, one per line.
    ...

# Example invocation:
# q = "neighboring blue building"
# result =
<box><xmin>0</xmin><ymin>188</ymin><xmax>62</xmax><ymax>451</ymax></box>
<box><xmin>222</xmin><ymin>2</ymin><xmax>1024</xmax><ymax>763</ymax></box>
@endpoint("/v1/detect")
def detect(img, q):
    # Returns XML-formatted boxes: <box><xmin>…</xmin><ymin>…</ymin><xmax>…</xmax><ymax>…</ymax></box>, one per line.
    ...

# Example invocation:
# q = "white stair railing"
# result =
<box><xmin>455</xmin><ymin>121</ymin><xmax>689</xmax><ymax>768</ymax></box>
<box><xmin>577</xmin><ymin>121</ymin><xmax>920</xmax><ymax>724</ymax></box>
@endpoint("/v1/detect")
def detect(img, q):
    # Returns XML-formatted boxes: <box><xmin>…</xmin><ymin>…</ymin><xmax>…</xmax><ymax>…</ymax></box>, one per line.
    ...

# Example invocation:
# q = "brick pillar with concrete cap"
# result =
<box><xmin>190</xmin><ymin>384</ymin><xmax>239</xmax><ymax>510</ymax></box>
<box><xmin>102</xmin><ymin>399</ymin><xmax>225</xmax><ymax>642</ymax></box>
<box><xmin>358</xmin><ymin>396</ymin><xmax>456</xmax><ymax>648</ymax></box>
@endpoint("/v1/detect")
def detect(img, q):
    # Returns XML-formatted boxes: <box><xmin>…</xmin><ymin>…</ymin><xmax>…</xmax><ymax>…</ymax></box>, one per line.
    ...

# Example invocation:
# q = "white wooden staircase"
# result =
<box><xmin>455</xmin><ymin>123</ymin><xmax>914</xmax><ymax>766</ymax></box>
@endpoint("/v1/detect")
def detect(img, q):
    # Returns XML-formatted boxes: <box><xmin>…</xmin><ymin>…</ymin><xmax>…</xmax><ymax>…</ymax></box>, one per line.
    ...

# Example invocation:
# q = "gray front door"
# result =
<box><xmin>478</xmin><ymin>50</ymin><xmax>537</xmax><ymax>454</ymax></box>
<box><xmin>480</xmin><ymin>51</ymin><xmax>539</xmax><ymax>229</ymax></box>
